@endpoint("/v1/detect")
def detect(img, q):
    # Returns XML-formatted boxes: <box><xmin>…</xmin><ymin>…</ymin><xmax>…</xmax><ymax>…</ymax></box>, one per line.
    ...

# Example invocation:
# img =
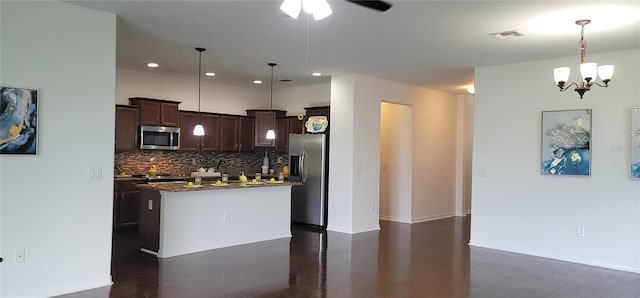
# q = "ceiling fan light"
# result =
<box><xmin>597</xmin><ymin>65</ymin><xmax>614</xmax><ymax>81</ymax></box>
<box><xmin>553</xmin><ymin>67</ymin><xmax>570</xmax><ymax>84</ymax></box>
<box><xmin>193</xmin><ymin>124</ymin><xmax>205</xmax><ymax>136</ymax></box>
<box><xmin>306</xmin><ymin>0</ymin><xmax>332</xmax><ymax>20</ymax></box>
<box><xmin>280</xmin><ymin>0</ymin><xmax>301</xmax><ymax>19</ymax></box>
<box><xmin>266</xmin><ymin>129</ymin><xmax>276</xmax><ymax>140</ymax></box>
<box><xmin>579</xmin><ymin>62</ymin><xmax>597</xmax><ymax>81</ymax></box>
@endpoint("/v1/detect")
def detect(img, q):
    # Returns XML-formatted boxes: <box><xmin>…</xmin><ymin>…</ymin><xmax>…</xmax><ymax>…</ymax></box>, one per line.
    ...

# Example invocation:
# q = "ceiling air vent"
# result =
<box><xmin>489</xmin><ymin>30</ymin><xmax>523</xmax><ymax>40</ymax></box>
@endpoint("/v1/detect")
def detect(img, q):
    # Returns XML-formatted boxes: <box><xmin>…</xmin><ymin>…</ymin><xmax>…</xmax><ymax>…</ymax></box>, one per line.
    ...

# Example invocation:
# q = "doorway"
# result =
<box><xmin>379</xmin><ymin>102</ymin><xmax>413</xmax><ymax>223</ymax></box>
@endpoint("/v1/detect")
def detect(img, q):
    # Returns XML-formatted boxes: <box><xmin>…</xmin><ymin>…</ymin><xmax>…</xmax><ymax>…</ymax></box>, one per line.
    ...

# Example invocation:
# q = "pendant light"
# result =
<box><xmin>193</xmin><ymin>47</ymin><xmax>206</xmax><ymax>136</ymax></box>
<box><xmin>265</xmin><ymin>63</ymin><xmax>277</xmax><ymax>140</ymax></box>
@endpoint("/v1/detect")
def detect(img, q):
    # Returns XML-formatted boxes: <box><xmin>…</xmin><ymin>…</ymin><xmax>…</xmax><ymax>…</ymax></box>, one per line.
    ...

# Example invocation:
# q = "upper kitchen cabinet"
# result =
<box><xmin>304</xmin><ymin>106</ymin><xmax>330</xmax><ymax>119</ymax></box>
<box><xmin>220</xmin><ymin>115</ymin><xmax>239</xmax><ymax>151</ymax></box>
<box><xmin>246</xmin><ymin>110</ymin><xmax>286</xmax><ymax>147</ymax></box>
<box><xmin>115</xmin><ymin>105</ymin><xmax>138</xmax><ymax>151</ymax></box>
<box><xmin>219</xmin><ymin>115</ymin><xmax>254</xmax><ymax>152</ymax></box>
<box><xmin>275</xmin><ymin>116</ymin><xmax>304</xmax><ymax>153</ymax></box>
<box><xmin>130</xmin><ymin>97</ymin><xmax>180</xmax><ymax>127</ymax></box>
<box><xmin>179</xmin><ymin>112</ymin><xmax>221</xmax><ymax>152</ymax></box>
<box><xmin>238</xmin><ymin>116</ymin><xmax>255</xmax><ymax>152</ymax></box>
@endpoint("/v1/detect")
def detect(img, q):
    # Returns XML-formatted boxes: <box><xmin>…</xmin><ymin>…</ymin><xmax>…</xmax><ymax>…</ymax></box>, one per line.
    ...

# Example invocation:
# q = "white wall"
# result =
<box><xmin>471</xmin><ymin>49</ymin><xmax>640</xmax><ymax>272</ymax></box>
<box><xmin>273</xmin><ymin>83</ymin><xmax>330</xmax><ymax>116</ymax></box>
<box><xmin>380</xmin><ymin>102</ymin><xmax>413</xmax><ymax>223</ymax></box>
<box><xmin>117</xmin><ymin>68</ymin><xmax>330</xmax><ymax>117</ymax></box>
<box><xmin>1</xmin><ymin>1</ymin><xmax>116</xmax><ymax>297</ymax></box>
<box><xmin>329</xmin><ymin>74</ymin><xmax>460</xmax><ymax>234</ymax></box>
<box><xmin>117</xmin><ymin>68</ymin><xmax>266</xmax><ymax>115</ymax></box>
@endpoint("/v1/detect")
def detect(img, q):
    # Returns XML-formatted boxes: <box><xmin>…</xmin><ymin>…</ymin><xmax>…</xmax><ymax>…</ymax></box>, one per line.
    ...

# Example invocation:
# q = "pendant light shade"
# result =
<box><xmin>266</xmin><ymin>63</ymin><xmax>277</xmax><ymax>140</ymax></box>
<box><xmin>194</xmin><ymin>47</ymin><xmax>206</xmax><ymax>136</ymax></box>
<box><xmin>266</xmin><ymin>129</ymin><xmax>276</xmax><ymax>139</ymax></box>
<box><xmin>193</xmin><ymin>124</ymin><xmax>205</xmax><ymax>136</ymax></box>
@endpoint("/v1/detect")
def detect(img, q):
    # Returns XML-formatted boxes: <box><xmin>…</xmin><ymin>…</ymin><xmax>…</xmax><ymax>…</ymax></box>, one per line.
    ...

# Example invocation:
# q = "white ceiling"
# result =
<box><xmin>67</xmin><ymin>0</ymin><xmax>640</xmax><ymax>94</ymax></box>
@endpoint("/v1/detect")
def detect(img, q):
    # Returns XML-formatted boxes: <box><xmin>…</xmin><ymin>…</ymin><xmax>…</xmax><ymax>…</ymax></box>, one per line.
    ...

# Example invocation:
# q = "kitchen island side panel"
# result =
<box><xmin>158</xmin><ymin>186</ymin><xmax>292</xmax><ymax>258</ymax></box>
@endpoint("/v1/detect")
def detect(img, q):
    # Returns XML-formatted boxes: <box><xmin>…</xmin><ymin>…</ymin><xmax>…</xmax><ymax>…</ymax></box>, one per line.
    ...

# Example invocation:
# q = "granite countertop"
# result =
<box><xmin>137</xmin><ymin>181</ymin><xmax>301</xmax><ymax>192</ymax></box>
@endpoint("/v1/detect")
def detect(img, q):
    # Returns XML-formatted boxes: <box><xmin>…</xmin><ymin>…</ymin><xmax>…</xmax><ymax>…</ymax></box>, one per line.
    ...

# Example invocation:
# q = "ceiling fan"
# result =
<box><xmin>281</xmin><ymin>0</ymin><xmax>392</xmax><ymax>21</ymax></box>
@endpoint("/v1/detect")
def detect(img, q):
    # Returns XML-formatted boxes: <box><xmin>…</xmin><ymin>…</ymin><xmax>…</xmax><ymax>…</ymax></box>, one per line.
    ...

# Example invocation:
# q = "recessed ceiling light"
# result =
<box><xmin>311</xmin><ymin>72</ymin><xmax>322</xmax><ymax>76</ymax></box>
<box><xmin>205</xmin><ymin>72</ymin><xmax>216</xmax><ymax>77</ymax></box>
<box><xmin>253</xmin><ymin>80</ymin><xmax>263</xmax><ymax>84</ymax></box>
<box><xmin>147</xmin><ymin>62</ymin><xmax>159</xmax><ymax>68</ymax></box>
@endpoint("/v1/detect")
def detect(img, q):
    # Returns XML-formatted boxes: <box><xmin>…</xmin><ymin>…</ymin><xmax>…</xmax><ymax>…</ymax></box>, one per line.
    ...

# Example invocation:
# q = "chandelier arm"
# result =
<box><xmin>590</xmin><ymin>81</ymin><xmax>610</xmax><ymax>88</ymax></box>
<box><xmin>558</xmin><ymin>82</ymin><xmax>578</xmax><ymax>92</ymax></box>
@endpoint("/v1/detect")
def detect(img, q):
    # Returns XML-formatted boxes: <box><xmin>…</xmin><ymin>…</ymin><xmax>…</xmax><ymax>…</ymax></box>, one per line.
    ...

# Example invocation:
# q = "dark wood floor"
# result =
<box><xmin>58</xmin><ymin>217</ymin><xmax>640</xmax><ymax>298</ymax></box>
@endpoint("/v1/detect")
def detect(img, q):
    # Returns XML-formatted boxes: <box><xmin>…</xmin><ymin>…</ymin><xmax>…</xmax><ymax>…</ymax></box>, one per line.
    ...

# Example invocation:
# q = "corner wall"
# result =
<box><xmin>1</xmin><ymin>1</ymin><xmax>116</xmax><ymax>296</ymax></box>
<box><xmin>329</xmin><ymin>74</ymin><xmax>460</xmax><ymax>233</ymax></box>
<box><xmin>471</xmin><ymin>49</ymin><xmax>640</xmax><ymax>272</ymax></box>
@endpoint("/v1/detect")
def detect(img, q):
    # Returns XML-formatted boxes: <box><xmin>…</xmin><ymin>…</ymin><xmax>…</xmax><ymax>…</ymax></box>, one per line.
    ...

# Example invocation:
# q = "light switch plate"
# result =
<box><xmin>88</xmin><ymin>167</ymin><xmax>102</xmax><ymax>180</ymax></box>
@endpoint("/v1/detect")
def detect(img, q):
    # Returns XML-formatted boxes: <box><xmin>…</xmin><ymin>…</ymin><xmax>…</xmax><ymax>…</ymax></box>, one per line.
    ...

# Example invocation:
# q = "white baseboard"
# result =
<box><xmin>411</xmin><ymin>212</ymin><xmax>456</xmax><ymax>223</ymax></box>
<box><xmin>47</xmin><ymin>279</ymin><xmax>113</xmax><ymax>297</ymax></box>
<box><xmin>379</xmin><ymin>214</ymin><xmax>412</xmax><ymax>224</ymax></box>
<box><xmin>468</xmin><ymin>241</ymin><xmax>640</xmax><ymax>274</ymax></box>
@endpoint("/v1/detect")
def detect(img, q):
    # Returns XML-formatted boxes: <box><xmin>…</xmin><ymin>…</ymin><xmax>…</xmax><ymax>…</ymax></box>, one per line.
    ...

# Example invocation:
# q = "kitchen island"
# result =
<box><xmin>137</xmin><ymin>181</ymin><xmax>296</xmax><ymax>258</ymax></box>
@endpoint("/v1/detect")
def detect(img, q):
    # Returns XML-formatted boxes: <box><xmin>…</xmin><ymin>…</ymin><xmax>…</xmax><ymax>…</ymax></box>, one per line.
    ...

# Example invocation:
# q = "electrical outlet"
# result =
<box><xmin>223</xmin><ymin>213</ymin><xmax>230</xmax><ymax>223</ymax></box>
<box><xmin>370</xmin><ymin>203</ymin><xmax>376</xmax><ymax>212</ymax></box>
<box><xmin>16</xmin><ymin>249</ymin><xmax>25</xmax><ymax>263</ymax></box>
<box><xmin>577</xmin><ymin>227</ymin><xmax>586</xmax><ymax>238</ymax></box>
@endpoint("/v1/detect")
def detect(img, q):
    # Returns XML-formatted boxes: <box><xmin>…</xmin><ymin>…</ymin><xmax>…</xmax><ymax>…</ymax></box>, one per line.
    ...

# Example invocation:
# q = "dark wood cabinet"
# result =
<box><xmin>304</xmin><ymin>106</ymin><xmax>330</xmax><ymax>119</ymax></box>
<box><xmin>275</xmin><ymin>116</ymin><xmax>304</xmax><ymax>153</ymax></box>
<box><xmin>238</xmin><ymin>116</ymin><xmax>255</xmax><ymax>152</ymax></box>
<box><xmin>115</xmin><ymin>105</ymin><xmax>138</xmax><ymax>151</ymax></box>
<box><xmin>180</xmin><ymin>112</ymin><xmax>220</xmax><ymax>152</ymax></box>
<box><xmin>246</xmin><ymin>110</ymin><xmax>286</xmax><ymax>147</ymax></box>
<box><xmin>130</xmin><ymin>97</ymin><xmax>180</xmax><ymax>127</ymax></box>
<box><xmin>113</xmin><ymin>180</ymin><xmax>145</xmax><ymax>229</ymax></box>
<box><xmin>139</xmin><ymin>188</ymin><xmax>161</xmax><ymax>253</ymax></box>
<box><xmin>289</xmin><ymin>116</ymin><xmax>304</xmax><ymax>135</ymax></box>
<box><xmin>200</xmin><ymin>114</ymin><xmax>221</xmax><ymax>151</ymax></box>
<box><xmin>179</xmin><ymin>112</ymin><xmax>200</xmax><ymax>151</ymax></box>
<box><xmin>220</xmin><ymin>115</ymin><xmax>239</xmax><ymax>151</ymax></box>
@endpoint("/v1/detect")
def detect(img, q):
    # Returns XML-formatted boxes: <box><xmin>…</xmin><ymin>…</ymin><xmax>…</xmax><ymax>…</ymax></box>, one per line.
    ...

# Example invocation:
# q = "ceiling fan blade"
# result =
<box><xmin>345</xmin><ymin>0</ymin><xmax>392</xmax><ymax>12</ymax></box>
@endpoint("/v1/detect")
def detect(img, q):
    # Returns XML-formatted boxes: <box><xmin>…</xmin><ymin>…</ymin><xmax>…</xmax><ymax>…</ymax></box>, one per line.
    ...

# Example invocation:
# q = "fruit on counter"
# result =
<box><xmin>282</xmin><ymin>165</ymin><xmax>289</xmax><ymax>177</ymax></box>
<box><xmin>187</xmin><ymin>182</ymin><xmax>194</xmax><ymax>187</ymax></box>
<box><xmin>215</xmin><ymin>180</ymin><xmax>222</xmax><ymax>185</ymax></box>
<box><xmin>239</xmin><ymin>172</ymin><xmax>248</xmax><ymax>183</ymax></box>
<box><xmin>251</xmin><ymin>179</ymin><xmax>257</xmax><ymax>184</ymax></box>
<box><xmin>269</xmin><ymin>177</ymin><xmax>276</xmax><ymax>182</ymax></box>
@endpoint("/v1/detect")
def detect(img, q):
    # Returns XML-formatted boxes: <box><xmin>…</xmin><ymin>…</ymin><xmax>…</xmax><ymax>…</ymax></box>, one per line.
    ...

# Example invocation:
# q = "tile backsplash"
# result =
<box><xmin>115</xmin><ymin>148</ymin><xmax>288</xmax><ymax>177</ymax></box>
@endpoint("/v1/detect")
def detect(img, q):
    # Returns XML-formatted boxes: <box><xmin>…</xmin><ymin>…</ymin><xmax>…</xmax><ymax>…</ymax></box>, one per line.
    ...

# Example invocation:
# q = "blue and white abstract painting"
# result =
<box><xmin>631</xmin><ymin>107</ymin><xmax>640</xmax><ymax>179</ymax></box>
<box><xmin>542</xmin><ymin>109</ymin><xmax>591</xmax><ymax>176</ymax></box>
<box><xmin>1</xmin><ymin>87</ymin><xmax>38</xmax><ymax>154</ymax></box>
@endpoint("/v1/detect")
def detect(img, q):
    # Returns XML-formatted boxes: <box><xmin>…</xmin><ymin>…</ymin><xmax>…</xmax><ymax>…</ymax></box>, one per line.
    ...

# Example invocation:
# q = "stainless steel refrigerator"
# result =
<box><xmin>289</xmin><ymin>134</ymin><xmax>329</xmax><ymax>228</ymax></box>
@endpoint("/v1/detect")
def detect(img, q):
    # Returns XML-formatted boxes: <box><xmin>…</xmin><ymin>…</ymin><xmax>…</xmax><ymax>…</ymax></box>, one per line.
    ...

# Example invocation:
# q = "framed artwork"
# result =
<box><xmin>631</xmin><ymin>107</ymin><xmax>640</xmax><ymax>179</ymax></box>
<box><xmin>541</xmin><ymin>109</ymin><xmax>591</xmax><ymax>176</ymax></box>
<box><xmin>1</xmin><ymin>87</ymin><xmax>38</xmax><ymax>154</ymax></box>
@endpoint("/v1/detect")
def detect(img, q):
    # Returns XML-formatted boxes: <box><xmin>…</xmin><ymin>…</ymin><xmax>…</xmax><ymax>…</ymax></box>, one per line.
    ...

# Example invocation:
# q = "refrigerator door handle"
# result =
<box><xmin>300</xmin><ymin>149</ymin><xmax>306</xmax><ymax>183</ymax></box>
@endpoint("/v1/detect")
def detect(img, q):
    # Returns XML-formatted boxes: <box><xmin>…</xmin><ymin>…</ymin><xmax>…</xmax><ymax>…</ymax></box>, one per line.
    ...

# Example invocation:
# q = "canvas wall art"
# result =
<box><xmin>631</xmin><ymin>107</ymin><xmax>640</xmax><ymax>179</ymax></box>
<box><xmin>541</xmin><ymin>109</ymin><xmax>591</xmax><ymax>176</ymax></box>
<box><xmin>1</xmin><ymin>87</ymin><xmax>38</xmax><ymax>154</ymax></box>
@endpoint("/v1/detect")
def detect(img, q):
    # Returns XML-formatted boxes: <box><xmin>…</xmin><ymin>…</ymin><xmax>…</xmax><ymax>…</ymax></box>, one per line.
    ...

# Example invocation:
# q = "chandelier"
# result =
<box><xmin>553</xmin><ymin>20</ymin><xmax>614</xmax><ymax>99</ymax></box>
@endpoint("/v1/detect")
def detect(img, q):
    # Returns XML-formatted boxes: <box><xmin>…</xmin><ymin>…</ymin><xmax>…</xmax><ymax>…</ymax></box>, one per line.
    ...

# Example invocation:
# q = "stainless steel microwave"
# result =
<box><xmin>139</xmin><ymin>126</ymin><xmax>180</xmax><ymax>150</ymax></box>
